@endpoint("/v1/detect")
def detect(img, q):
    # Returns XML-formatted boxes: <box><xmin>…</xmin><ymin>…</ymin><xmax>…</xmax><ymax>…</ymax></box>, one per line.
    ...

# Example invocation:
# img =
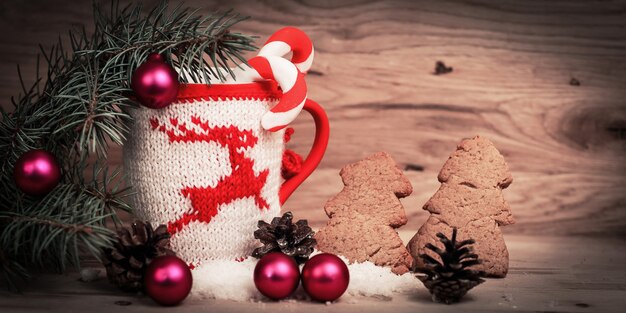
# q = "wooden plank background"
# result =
<box><xmin>1</xmin><ymin>0</ymin><xmax>625</xmax><ymax>236</ymax></box>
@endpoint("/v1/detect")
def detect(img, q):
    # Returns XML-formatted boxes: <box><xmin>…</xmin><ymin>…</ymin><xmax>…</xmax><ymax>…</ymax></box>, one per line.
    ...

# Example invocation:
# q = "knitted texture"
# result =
<box><xmin>281</xmin><ymin>128</ymin><xmax>303</xmax><ymax>179</ymax></box>
<box><xmin>124</xmin><ymin>82</ymin><xmax>286</xmax><ymax>266</ymax></box>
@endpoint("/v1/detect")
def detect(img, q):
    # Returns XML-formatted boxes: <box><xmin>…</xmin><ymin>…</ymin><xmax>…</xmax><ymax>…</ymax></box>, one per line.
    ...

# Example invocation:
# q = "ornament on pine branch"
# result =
<box><xmin>13</xmin><ymin>149</ymin><xmax>61</xmax><ymax>196</ymax></box>
<box><xmin>131</xmin><ymin>53</ymin><xmax>179</xmax><ymax>109</ymax></box>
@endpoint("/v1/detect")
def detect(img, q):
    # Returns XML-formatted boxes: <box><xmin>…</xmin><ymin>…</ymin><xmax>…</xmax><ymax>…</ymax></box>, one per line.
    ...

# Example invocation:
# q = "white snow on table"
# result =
<box><xmin>191</xmin><ymin>255</ymin><xmax>418</xmax><ymax>302</ymax></box>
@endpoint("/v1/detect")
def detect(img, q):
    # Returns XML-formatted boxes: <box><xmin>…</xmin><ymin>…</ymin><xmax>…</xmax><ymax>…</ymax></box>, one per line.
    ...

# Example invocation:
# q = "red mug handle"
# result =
<box><xmin>279</xmin><ymin>99</ymin><xmax>330</xmax><ymax>204</ymax></box>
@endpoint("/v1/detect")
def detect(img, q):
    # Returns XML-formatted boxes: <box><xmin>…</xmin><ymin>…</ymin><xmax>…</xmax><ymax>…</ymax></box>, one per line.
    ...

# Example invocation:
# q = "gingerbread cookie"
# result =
<box><xmin>407</xmin><ymin>136</ymin><xmax>515</xmax><ymax>278</ymax></box>
<box><xmin>315</xmin><ymin>152</ymin><xmax>413</xmax><ymax>274</ymax></box>
<box><xmin>438</xmin><ymin>136</ymin><xmax>513</xmax><ymax>189</ymax></box>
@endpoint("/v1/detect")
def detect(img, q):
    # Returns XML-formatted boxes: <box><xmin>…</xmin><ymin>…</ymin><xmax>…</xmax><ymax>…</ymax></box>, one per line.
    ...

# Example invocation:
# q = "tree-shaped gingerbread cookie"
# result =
<box><xmin>407</xmin><ymin>136</ymin><xmax>514</xmax><ymax>277</ymax></box>
<box><xmin>315</xmin><ymin>152</ymin><xmax>414</xmax><ymax>274</ymax></box>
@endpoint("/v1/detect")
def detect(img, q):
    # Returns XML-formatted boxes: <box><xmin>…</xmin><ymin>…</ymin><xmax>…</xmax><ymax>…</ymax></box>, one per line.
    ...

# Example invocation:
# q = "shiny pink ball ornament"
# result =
<box><xmin>254</xmin><ymin>252</ymin><xmax>300</xmax><ymax>300</ymax></box>
<box><xmin>131</xmin><ymin>53</ymin><xmax>179</xmax><ymax>109</ymax></box>
<box><xmin>13</xmin><ymin>149</ymin><xmax>61</xmax><ymax>196</ymax></box>
<box><xmin>301</xmin><ymin>253</ymin><xmax>349</xmax><ymax>302</ymax></box>
<box><xmin>144</xmin><ymin>255</ymin><xmax>192</xmax><ymax>306</ymax></box>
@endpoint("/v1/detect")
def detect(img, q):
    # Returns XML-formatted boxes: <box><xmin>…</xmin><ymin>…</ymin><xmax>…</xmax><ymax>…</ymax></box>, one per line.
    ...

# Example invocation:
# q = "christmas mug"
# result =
<box><xmin>125</xmin><ymin>28</ymin><xmax>327</xmax><ymax>266</ymax></box>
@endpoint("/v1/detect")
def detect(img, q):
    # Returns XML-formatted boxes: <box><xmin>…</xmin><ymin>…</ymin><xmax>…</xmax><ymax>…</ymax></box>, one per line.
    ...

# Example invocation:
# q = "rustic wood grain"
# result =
<box><xmin>1</xmin><ymin>0</ymin><xmax>625</xmax><ymax>235</ymax></box>
<box><xmin>1</xmin><ymin>233</ymin><xmax>625</xmax><ymax>312</ymax></box>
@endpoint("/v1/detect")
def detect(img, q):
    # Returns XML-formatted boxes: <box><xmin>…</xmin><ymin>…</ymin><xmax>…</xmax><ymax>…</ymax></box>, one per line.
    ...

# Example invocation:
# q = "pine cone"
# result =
<box><xmin>252</xmin><ymin>211</ymin><xmax>316</xmax><ymax>264</ymax></box>
<box><xmin>103</xmin><ymin>221</ymin><xmax>175</xmax><ymax>292</ymax></box>
<box><xmin>417</xmin><ymin>228</ymin><xmax>485</xmax><ymax>304</ymax></box>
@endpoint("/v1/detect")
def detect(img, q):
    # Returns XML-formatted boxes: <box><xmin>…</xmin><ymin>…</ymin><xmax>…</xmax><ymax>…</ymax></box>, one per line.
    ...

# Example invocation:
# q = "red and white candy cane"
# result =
<box><xmin>248</xmin><ymin>56</ymin><xmax>307</xmax><ymax>132</ymax></box>
<box><xmin>258</xmin><ymin>26</ymin><xmax>314</xmax><ymax>73</ymax></box>
<box><xmin>231</xmin><ymin>27</ymin><xmax>314</xmax><ymax>132</ymax></box>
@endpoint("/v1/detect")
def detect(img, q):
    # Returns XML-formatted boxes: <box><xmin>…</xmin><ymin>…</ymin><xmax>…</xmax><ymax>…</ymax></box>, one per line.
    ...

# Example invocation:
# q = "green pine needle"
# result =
<box><xmin>0</xmin><ymin>0</ymin><xmax>256</xmax><ymax>290</ymax></box>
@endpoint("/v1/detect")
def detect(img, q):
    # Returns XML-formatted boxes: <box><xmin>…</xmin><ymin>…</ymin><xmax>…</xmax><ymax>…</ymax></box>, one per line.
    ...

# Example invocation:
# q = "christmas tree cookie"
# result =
<box><xmin>407</xmin><ymin>136</ymin><xmax>515</xmax><ymax>277</ymax></box>
<box><xmin>315</xmin><ymin>152</ymin><xmax>414</xmax><ymax>274</ymax></box>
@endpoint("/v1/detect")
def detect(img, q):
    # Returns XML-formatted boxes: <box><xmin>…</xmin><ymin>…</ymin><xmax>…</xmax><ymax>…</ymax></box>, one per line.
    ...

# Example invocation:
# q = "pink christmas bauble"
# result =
<box><xmin>144</xmin><ymin>255</ymin><xmax>192</xmax><ymax>306</ymax></box>
<box><xmin>301</xmin><ymin>253</ymin><xmax>349</xmax><ymax>302</ymax></box>
<box><xmin>254</xmin><ymin>252</ymin><xmax>300</xmax><ymax>300</ymax></box>
<box><xmin>131</xmin><ymin>53</ymin><xmax>179</xmax><ymax>109</ymax></box>
<box><xmin>13</xmin><ymin>149</ymin><xmax>61</xmax><ymax>196</ymax></box>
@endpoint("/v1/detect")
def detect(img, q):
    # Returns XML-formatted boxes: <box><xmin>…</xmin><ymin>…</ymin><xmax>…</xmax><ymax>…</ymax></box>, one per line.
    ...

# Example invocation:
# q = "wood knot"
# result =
<box><xmin>558</xmin><ymin>106</ymin><xmax>626</xmax><ymax>149</ymax></box>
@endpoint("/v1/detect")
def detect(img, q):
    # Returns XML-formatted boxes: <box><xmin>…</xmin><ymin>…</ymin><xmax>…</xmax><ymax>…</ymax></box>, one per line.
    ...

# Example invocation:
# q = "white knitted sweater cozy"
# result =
<box><xmin>124</xmin><ymin>82</ymin><xmax>285</xmax><ymax>266</ymax></box>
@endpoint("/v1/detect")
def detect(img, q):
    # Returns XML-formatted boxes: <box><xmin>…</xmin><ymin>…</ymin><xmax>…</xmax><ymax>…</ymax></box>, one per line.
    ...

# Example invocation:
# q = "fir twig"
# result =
<box><xmin>0</xmin><ymin>0</ymin><xmax>256</xmax><ymax>290</ymax></box>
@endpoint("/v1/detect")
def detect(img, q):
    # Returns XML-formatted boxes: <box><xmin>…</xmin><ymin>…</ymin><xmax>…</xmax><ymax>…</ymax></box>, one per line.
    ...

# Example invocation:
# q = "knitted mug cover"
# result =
<box><xmin>125</xmin><ymin>81</ymin><xmax>288</xmax><ymax>265</ymax></box>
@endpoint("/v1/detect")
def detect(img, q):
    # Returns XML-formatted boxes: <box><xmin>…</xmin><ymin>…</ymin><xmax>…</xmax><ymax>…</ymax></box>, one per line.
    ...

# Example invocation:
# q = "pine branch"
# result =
<box><xmin>0</xmin><ymin>181</ymin><xmax>118</xmax><ymax>271</ymax></box>
<box><xmin>0</xmin><ymin>249</ymin><xmax>30</xmax><ymax>293</ymax></box>
<box><xmin>1</xmin><ymin>215</ymin><xmax>98</xmax><ymax>236</ymax></box>
<box><xmin>0</xmin><ymin>0</ymin><xmax>256</xmax><ymax>290</ymax></box>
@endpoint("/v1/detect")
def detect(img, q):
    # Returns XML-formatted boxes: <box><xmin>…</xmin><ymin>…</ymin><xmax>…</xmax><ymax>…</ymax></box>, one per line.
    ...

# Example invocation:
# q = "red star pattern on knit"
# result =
<box><xmin>150</xmin><ymin>116</ymin><xmax>269</xmax><ymax>235</ymax></box>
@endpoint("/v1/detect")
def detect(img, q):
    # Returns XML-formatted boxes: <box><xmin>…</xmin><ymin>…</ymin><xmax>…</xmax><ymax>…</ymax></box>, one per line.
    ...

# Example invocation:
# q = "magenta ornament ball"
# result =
<box><xmin>301</xmin><ymin>253</ymin><xmax>349</xmax><ymax>302</ymax></box>
<box><xmin>13</xmin><ymin>149</ymin><xmax>61</xmax><ymax>196</ymax></box>
<box><xmin>254</xmin><ymin>252</ymin><xmax>301</xmax><ymax>300</ymax></box>
<box><xmin>144</xmin><ymin>255</ymin><xmax>193</xmax><ymax>306</ymax></box>
<box><xmin>131</xmin><ymin>53</ymin><xmax>179</xmax><ymax>109</ymax></box>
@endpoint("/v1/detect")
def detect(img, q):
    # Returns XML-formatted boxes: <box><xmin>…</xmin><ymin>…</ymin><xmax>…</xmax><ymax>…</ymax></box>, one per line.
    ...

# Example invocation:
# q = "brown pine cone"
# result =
<box><xmin>102</xmin><ymin>221</ymin><xmax>175</xmax><ymax>292</ymax></box>
<box><xmin>252</xmin><ymin>211</ymin><xmax>316</xmax><ymax>264</ymax></box>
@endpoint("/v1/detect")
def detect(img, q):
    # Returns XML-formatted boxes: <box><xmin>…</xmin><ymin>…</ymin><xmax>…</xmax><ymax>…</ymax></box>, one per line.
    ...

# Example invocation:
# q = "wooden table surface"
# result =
<box><xmin>1</xmin><ymin>0</ymin><xmax>625</xmax><ymax>235</ymax></box>
<box><xmin>1</xmin><ymin>232</ymin><xmax>625</xmax><ymax>313</ymax></box>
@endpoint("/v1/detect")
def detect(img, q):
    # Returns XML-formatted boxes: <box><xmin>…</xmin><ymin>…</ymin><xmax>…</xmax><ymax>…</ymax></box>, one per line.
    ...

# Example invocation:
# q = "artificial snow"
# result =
<box><xmin>343</xmin><ymin>258</ymin><xmax>417</xmax><ymax>298</ymax></box>
<box><xmin>190</xmin><ymin>254</ymin><xmax>419</xmax><ymax>302</ymax></box>
<box><xmin>191</xmin><ymin>258</ymin><xmax>260</xmax><ymax>302</ymax></box>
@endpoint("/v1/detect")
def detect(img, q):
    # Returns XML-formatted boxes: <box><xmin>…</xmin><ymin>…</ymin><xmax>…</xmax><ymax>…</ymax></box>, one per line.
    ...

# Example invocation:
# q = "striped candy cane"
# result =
<box><xmin>258</xmin><ymin>26</ymin><xmax>314</xmax><ymax>73</ymax></box>
<box><xmin>248</xmin><ymin>56</ymin><xmax>307</xmax><ymax>132</ymax></box>
<box><xmin>230</xmin><ymin>27</ymin><xmax>314</xmax><ymax>132</ymax></box>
